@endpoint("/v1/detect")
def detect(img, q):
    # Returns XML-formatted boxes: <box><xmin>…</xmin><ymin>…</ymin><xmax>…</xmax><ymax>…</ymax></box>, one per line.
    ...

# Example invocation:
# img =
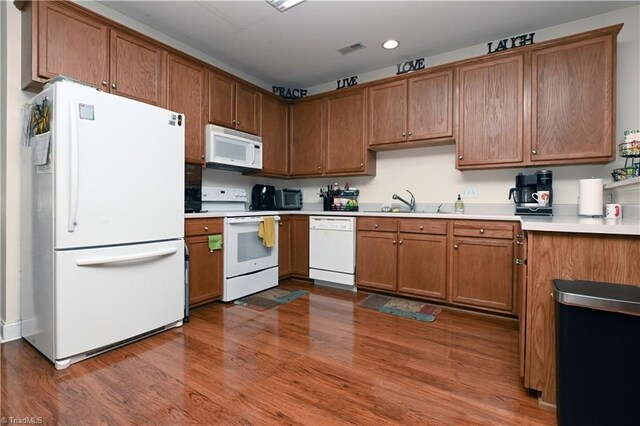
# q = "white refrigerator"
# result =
<box><xmin>21</xmin><ymin>79</ymin><xmax>185</xmax><ymax>369</ymax></box>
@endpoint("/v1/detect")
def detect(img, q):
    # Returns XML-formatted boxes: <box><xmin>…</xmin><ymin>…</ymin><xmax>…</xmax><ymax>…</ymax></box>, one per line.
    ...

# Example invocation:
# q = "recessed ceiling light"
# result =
<box><xmin>266</xmin><ymin>0</ymin><xmax>307</xmax><ymax>12</ymax></box>
<box><xmin>382</xmin><ymin>39</ymin><xmax>399</xmax><ymax>50</ymax></box>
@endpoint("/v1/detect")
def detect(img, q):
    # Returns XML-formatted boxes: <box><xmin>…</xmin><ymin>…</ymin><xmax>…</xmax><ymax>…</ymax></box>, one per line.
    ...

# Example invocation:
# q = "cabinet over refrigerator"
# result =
<box><xmin>21</xmin><ymin>79</ymin><xmax>186</xmax><ymax>369</ymax></box>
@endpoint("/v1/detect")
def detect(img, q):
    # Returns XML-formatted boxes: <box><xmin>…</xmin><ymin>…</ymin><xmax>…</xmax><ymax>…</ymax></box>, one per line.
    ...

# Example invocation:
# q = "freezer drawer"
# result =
<box><xmin>54</xmin><ymin>240</ymin><xmax>184</xmax><ymax>360</ymax></box>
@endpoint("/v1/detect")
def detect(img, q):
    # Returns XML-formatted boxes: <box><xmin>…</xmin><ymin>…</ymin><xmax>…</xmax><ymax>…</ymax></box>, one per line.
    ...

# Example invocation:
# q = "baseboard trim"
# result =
<box><xmin>1</xmin><ymin>320</ymin><xmax>22</xmax><ymax>343</ymax></box>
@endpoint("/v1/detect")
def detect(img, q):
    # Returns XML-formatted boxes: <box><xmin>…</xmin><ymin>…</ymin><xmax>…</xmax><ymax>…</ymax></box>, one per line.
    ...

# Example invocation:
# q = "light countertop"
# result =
<box><xmin>186</xmin><ymin>209</ymin><xmax>639</xmax><ymax>236</ymax></box>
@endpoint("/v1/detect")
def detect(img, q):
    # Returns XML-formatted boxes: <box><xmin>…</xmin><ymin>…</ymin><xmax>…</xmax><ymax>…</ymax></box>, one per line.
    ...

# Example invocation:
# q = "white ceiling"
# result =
<box><xmin>95</xmin><ymin>1</ymin><xmax>637</xmax><ymax>88</ymax></box>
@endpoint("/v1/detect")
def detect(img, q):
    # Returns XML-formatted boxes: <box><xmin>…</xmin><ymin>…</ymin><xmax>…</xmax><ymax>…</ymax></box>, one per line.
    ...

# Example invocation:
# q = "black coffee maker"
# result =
<box><xmin>508</xmin><ymin>170</ymin><xmax>553</xmax><ymax>216</ymax></box>
<box><xmin>250</xmin><ymin>184</ymin><xmax>276</xmax><ymax>210</ymax></box>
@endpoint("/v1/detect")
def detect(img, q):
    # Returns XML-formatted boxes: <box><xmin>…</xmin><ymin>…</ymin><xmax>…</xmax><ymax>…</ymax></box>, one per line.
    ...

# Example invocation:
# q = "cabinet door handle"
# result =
<box><xmin>236</xmin><ymin>121</ymin><xmax>240</xmax><ymax>126</ymax></box>
<box><xmin>516</xmin><ymin>233</ymin><xmax>524</xmax><ymax>238</ymax></box>
<box><xmin>480</xmin><ymin>228</ymin><xmax>485</xmax><ymax>234</ymax></box>
<box><xmin>408</xmin><ymin>131</ymin><xmax>412</xmax><ymax>136</ymax></box>
<box><xmin>516</xmin><ymin>241</ymin><xmax>524</xmax><ymax>245</ymax></box>
<box><xmin>453</xmin><ymin>244</ymin><xmax>459</xmax><ymax>249</ymax></box>
<box><xmin>458</xmin><ymin>155</ymin><xmax>463</xmax><ymax>160</ymax></box>
<box><xmin>279</xmin><ymin>222</ymin><xmax>283</xmax><ymax>226</ymax></box>
<box><xmin>102</xmin><ymin>80</ymin><xmax>108</xmax><ymax>86</ymax></box>
<box><xmin>204</xmin><ymin>226</ymin><xmax>209</xmax><ymax>232</ymax></box>
<box><xmin>402</xmin><ymin>132</ymin><xmax>406</xmax><ymax>137</ymax></box>
<box><xmin>201</xmin><ymin>154</ymin><xmax>205</xmax><ymax>159</ymax></box>
<box><xmin>516</xmin><ymin>259</ymin><xmax>526</xmax><ymax>265</ymax></box>
<box><xmin>398</xmin><ymin>240</ymin><xmax>403</xmax><ymax>245</ymax></box>
<box><xmin>360</xmin><ymin>162</ymin><xmax>364</xmax><ymax>167</ymax></box>
<box><xmin>317</xmin><ymin>165</ymin><xmax>321</xmax><ymax>170</ymax></box>
<box><xmin>419</xmin><ymin>225</ymin><xmax>424</xmax><ymax>230</ymax></box>
<box><xmin>232</xmin><ymin>119</ymin><xmax>236</xmax><ymax>124</ymax></box>
<box><xmin>532</xmin><ymin>150</ymin><xmax>537</xmax><ymax>155</ymax></box>
<box><xmin>111</xmin><ymin>83</ymin><xmax>117</xmax><ymax>90</ymax></box>
<box><xmin>392</xmin><ymin>240</ymin><xmax>397</xmax><ymax>245</ymax></box>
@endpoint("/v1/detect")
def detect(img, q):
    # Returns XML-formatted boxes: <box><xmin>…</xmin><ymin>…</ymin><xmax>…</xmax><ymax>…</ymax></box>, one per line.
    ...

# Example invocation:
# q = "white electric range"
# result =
<box><xmin>202</xmin><ymin>186</ymin><xmax>280</xmax><ymax>302</ymax></box>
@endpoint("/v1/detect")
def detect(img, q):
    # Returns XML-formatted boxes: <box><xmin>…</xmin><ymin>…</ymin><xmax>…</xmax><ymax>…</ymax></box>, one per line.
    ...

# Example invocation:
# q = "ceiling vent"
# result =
<box><xmin>337</xmin><ymin>42</ymin><xmax>366</xmax><ymax>55</ymax></box>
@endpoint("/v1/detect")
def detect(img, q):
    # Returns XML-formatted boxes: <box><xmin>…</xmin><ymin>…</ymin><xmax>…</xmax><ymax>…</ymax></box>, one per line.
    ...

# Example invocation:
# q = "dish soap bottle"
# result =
<box><xmin>454</xmin><ymin>194</ymin><xmax>464</xmax><ymax>214</ymax></box>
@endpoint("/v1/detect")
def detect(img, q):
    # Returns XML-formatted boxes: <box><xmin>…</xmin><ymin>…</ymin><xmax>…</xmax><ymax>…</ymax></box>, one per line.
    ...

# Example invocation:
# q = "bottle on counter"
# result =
<box><xmin>454</xmin><ymin>194</ymin><xmax>464</xmax><ymax>214</ymax></box>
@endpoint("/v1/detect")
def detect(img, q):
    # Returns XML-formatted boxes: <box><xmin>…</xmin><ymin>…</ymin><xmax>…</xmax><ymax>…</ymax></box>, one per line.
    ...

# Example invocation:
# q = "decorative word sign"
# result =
<box><xmin>272</xmin><ymin>86</ymin><xmax>308</xmax><ymax>100</ymax></box>
<box><xmin>487</xmin><ymin>33</ymin><xmax>535</xmax><ymax>54</ymax></box>
<box><xmin>336</xmin><ymin>76</ymin><xmax>358</xmax><ymax>90</ymax></box>
<box><xmin>396</xmin><ymin>58</ymin><xmax>425</xmax><ymax>75</ymax></box>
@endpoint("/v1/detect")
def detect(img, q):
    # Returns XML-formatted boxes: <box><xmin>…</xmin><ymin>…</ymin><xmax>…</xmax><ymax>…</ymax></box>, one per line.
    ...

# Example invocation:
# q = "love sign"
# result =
<box><xmin>396</xmin><ymin>58</ymin><xmax>425</xmax><ymax>75</ymax></box>
<box><xmin>336</xmin><ymin>76</ymin><xmax>358</xmax><ymax>90</ymax></box>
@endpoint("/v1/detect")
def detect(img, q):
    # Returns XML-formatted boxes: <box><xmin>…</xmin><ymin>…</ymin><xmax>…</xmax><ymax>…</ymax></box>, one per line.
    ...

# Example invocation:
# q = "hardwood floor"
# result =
<box><xmin>1</xmin><ymin>280</ymin><xmax>555</xmax><ymax>425</ymax></box>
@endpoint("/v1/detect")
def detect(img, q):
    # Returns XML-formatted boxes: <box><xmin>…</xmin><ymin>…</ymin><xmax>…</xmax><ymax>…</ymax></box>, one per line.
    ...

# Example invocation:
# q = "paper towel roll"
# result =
<box><xmin>578</xmin><ymin>178</ymin><xmax>603</xmax><ymax>216</ymax></box>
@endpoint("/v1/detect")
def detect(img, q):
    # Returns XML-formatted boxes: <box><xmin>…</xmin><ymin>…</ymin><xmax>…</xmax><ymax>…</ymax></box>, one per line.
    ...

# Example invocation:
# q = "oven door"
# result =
<box><xmin>225</xmin><ymin>216</ymin><xmax>279</xmax><ymax>278</ymax></box>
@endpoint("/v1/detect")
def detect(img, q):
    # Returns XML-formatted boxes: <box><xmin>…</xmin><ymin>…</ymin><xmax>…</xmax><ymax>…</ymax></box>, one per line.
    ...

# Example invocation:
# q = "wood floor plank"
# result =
<box><xmin>1</xmin><ymin>280</ymin><xmax>556</xmax><ymax>425</ymax></box>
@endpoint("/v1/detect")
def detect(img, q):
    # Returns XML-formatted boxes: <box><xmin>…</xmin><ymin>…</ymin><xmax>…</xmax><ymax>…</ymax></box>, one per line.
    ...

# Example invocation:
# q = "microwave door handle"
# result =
<box><xmin>250</xmin><ymin>145</ymin><xmax>256</xmax><ymax>165</ymax></box>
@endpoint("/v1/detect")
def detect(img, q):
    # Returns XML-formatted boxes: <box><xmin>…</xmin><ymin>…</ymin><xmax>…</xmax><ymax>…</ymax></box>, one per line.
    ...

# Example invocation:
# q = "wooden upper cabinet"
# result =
<box><xmin>325</xmin><ymin>89</ymin><xmax>368</xmax><ymax>174</ymax></box>
<box><xmin>260</xmin><ymin>95</ymin><xmax>289</xmax><ymax>176</ymax></box>
<box><xmin>407</xmin><ymin>70</ymin><xmax>454</xmax><ymax>141</ymax></box>
<box><xmin>110</xmin><ymin>30</ymin><xmax>164</xmax><ymax>106</ymax></box>
<box><xmin>289</xmin><ymin>98</ymin><xmax>325</xmax><ymax>176</ymax></box>
<box><xmin>35</xmin><ymin>1</ymin><xmax>109</xmax><ymax>88</ymax></box>
<box><xmin>208</xmin><ymin>71</ymin><xmax>261</xmax><ymax>135</ymax></box>
<box><xmin>457</xmin><ymin>54</ymin><xmax>525</xmax><ymax>169</ymax></box>
<box><xmin>235</xmin><ymin>83</ymin><xmax>261</xmax><ymax>135</ymax></box>
<box><xmin>166</xmin><ymin>54</ymin><xmax>208</xmax><ymax>164</ymax></box>
<box><xmin>368</xmin><ymin>70</ymin><xmax>454</xmax><ymax>148</ymax></box>
<box><xmin>531</xmin><ymin>35</ymin><xmax>615</xmax><ymax>163</ymax></box>
<box><xmin>368</xmin><ymin>80</ymin><xmax>407</xmax><ymax>146</ymax></box>
<box><xmin>208</xmin><ymin>71</ymin><xmax>235</xmax><ymax>128</ymax></box>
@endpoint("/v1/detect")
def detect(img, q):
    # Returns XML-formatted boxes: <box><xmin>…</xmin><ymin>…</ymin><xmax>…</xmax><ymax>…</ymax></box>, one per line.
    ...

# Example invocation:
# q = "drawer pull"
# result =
<box><xmin>374</xmin><ymin>224</ymin><xmax>379</xmax><ymax>229</ymax></box>
<box><xmin>516</xmin><ymin>233</ymin><xmax>524</xmax><ymax>238</ymax></box>
<box><xmin>516</xmin><ymin>259</ymin><xmax>526</xmax><ymax>265</ymax></box>
<box><xmin>204</xmin><ymin>226</ymin><xmax>209</xmax><ymax>232</ymax></box>
<box><xmin>480</xmin><ymin>228</ymin><xmax>485</xmax><ymax>234</ymax></box>
<box><xmin>419</xmin><ymin>225</ymin><xmax>424</xmax><ymax>230</ymax></box>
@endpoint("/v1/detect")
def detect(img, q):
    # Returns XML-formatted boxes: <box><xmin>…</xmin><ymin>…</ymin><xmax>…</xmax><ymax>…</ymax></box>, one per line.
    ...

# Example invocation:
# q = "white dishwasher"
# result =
<box><xmin>309</xmin><ymin>216</ymin><xmax>356</xmax><ymax>287</ymax></box>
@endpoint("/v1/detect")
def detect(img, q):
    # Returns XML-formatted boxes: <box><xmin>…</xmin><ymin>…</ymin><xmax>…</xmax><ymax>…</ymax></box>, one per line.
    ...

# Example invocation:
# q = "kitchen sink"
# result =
<box><xmin>363</xmin><ymin>210</ymin><xmax>452</xmax><ymax>214</ymax></box>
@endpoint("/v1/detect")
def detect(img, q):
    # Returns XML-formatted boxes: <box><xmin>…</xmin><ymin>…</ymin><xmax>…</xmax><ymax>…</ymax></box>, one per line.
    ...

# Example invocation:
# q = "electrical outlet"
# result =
<box><xmin>606</xmin><ymin>194</ymin><xmax>613</xmax><ymax>203</ymax></box>
<box><xmin>460</xmin><ymin>187</ymin><xmax>479</xmax><ymax>198</ymax></box>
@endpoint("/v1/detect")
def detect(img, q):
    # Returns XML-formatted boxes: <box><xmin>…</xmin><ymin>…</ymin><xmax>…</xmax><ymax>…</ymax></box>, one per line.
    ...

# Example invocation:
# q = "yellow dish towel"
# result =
<box><xmin>258</xmin><ymin>217</ymin><xmax>276</xmax><ymax>248</ymax></box>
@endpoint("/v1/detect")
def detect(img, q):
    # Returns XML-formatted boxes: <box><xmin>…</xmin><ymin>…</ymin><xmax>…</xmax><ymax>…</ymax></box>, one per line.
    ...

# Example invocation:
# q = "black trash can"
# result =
<box><xmin>553</xmin><ymin>279</ymin><xmax>640</xmax><ymax>426</ymax></box>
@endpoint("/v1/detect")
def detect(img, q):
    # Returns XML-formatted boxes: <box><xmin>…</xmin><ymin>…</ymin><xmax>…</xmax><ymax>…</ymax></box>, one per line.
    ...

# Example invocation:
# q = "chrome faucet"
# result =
<box><xmin>392</xmin><ymin>190</ymin><xmax>416</xmax><ymax>212</ymax></box>
<box><xmin>436</xmin><ymin>203</ymin><xmax>443</xmax><ymax>213</ymax></box>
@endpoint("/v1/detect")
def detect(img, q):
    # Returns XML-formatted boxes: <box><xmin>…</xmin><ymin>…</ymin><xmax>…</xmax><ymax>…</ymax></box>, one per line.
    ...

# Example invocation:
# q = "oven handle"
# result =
<box><xmin>227</xmin><ymin>216</ymin><xmax>281</xmax><ymax>225</ymax></box>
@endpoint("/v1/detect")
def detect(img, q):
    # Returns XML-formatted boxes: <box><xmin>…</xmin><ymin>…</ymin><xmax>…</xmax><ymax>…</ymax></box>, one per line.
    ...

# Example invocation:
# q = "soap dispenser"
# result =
<box><xmin>454</xmin><ymin>194</ymin><xmax>464</xmax><ymax>214</ymax></box>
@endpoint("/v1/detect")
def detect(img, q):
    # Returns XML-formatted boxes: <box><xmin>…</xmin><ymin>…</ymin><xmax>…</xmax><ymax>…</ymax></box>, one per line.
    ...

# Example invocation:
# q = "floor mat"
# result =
<box><xmin>359</xmin><ymin>294</ymin><xmax>442</xmax><ymax>322</ymax></box>
<box><xmin>233</xmin><ymin>288</ymin><xmax>309</xmax><ymax>311</ymax></box>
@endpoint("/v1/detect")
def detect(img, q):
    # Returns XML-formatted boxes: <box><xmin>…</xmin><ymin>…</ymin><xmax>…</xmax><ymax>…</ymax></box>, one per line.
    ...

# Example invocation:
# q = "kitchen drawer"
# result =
<box><xmin>399</xmin><ymin>219</ymin><xmax>447</xmax><ymax>235</ymax></box>
<box><xmin>453</xmin><ymin>221</ymin><xmax>514</xmax><ymax>239</ymax></box>
<box><xmin>185</xmin><ymin>218</ymin><xmax>224</xmax><ymax>236</ymax></box>
<box><xmin>357</xmin><ymin>217</ymin><xmax>398</xmax><ymax>232</ymax></box>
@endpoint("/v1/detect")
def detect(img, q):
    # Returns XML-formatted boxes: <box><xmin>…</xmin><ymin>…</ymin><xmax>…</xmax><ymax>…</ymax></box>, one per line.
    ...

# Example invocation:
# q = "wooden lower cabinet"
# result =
<box><xmin>185</xmin><ymin>218</ymin><xmax>223</xmax><ymax>307</ymax></box>
<box><xmin>451</xmin><ymin>237</ymin><xmax>514</xmax><ymax>312</ymax></box>
<box><xmin>356</xmin><ymin>231</ymin><xmax>398</xmax><ymax>291</ymax></box>
<box><xmin>524</xmin><ymin>232</ymin><xmax>640</xmax><ymax>404</ymax></box>
<box><xmin>291</xmin><ymin>216</ymin><xmax>310</xmax><ymax>278</ymax></box>
<box><xmin>279</xmin><ymin>215</ymin><xmax>309</xmax><ymax>279</ymax></box>
<box><xmin>278</xmin><ymin>216</ymin><xmax>292</xmax><ymax>278</ymax></box>
<box><xmin>356</xmin><ymin>218</ymin><xmax>448</xmax><ymax>300</ymax></box>
<box><xmin>397</xmin><ymin>233</ymin><xmax>447</xmax><ymax>300</ymax></box>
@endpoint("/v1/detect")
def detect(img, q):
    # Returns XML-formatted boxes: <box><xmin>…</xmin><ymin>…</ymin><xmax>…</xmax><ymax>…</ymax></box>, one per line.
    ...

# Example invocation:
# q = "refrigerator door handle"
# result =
<box><xmin>68</xmin><ymin>102</ymin><xmax>80</xmax><ymax>232</ymax></box>
<box><xmin>76</xmin><ymin>247</ymin><xmax>178</xmax><ymax>266</ymax></box>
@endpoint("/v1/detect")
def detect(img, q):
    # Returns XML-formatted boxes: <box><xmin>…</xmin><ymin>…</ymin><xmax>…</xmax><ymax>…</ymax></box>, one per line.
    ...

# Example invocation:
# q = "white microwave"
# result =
<box><xmin>205</xmin><ymin>124</ymin><xmax>263</xmax><ymax>171</ymax></box>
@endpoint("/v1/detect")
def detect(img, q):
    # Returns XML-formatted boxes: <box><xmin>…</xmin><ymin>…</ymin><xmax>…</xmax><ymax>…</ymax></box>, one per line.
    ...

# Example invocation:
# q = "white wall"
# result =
<box><xmin>2</xmin><ymin>4</ymin><xmax>639</xmax><ymax>328</ymax></box>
